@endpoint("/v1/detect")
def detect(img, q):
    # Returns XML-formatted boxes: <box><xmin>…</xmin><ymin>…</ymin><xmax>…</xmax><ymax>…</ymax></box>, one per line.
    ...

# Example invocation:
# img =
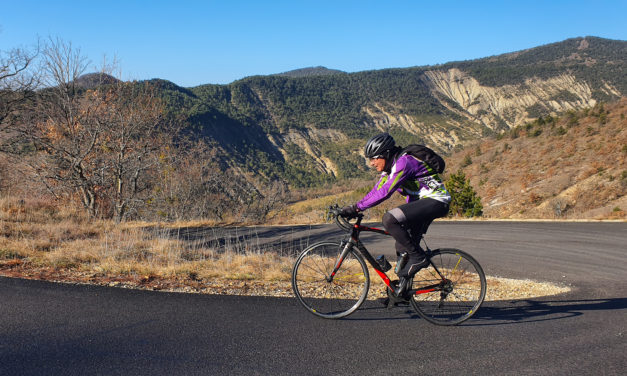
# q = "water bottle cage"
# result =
<box><xmin>376</xmin><ymin>255</ymin><xmax>392</xmax><ymax>272</ymax></box>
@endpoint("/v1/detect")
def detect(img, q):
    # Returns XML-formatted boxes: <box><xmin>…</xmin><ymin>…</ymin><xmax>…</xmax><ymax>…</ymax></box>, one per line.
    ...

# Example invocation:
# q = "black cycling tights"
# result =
<box><xmin>382</xmin><ymin>198</ymin><xmax>449</xmax><ymax>256</ymax></box>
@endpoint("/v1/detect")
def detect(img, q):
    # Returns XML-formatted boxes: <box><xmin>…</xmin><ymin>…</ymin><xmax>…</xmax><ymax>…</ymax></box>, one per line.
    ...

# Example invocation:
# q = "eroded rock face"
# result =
<box><xmin>422</xmin><ymin>68</ymin><xmax>614</xmax><ymax>130</ymax></box>
<box><xmin>361</xmin><ymin>102</ymin><xmax>468</xmax><ymax>150</ymax></box>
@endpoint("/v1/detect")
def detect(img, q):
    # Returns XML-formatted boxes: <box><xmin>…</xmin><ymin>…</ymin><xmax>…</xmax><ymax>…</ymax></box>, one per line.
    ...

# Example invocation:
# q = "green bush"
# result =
<box><xmin>446</xmin><ymin>170</ymin><xmax>483</xmax><ymax>217</ymax></box>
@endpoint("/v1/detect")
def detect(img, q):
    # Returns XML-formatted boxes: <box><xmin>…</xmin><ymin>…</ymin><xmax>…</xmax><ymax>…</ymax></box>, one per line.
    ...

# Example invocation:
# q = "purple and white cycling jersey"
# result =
<box><xmin>356</xmin><ymin>153</ymin><xmax>451</xmax><ymax>211</ymax></box>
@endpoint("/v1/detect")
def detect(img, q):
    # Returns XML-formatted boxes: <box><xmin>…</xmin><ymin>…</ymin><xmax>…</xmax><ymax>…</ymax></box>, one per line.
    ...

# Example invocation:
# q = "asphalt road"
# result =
<box><xmin>1</xmin><ymin>222</ymin><xmax>626</xmax><ymax>375</ymax></box>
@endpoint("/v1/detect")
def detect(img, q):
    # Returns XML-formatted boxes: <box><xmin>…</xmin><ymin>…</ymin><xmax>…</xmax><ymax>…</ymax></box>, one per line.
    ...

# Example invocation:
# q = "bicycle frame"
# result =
<box><xmin>330</xmin><ymin>214</ymin><xmax>447</xmax><ymax>297</ymax></box>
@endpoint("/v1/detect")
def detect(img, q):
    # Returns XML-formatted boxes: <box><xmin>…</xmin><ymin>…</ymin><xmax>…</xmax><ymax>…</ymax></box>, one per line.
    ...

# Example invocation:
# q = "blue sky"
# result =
<box><xmin>1</xmin><ymin>1</ymin><xmax>625</xmax><ymax>87</ymax></box>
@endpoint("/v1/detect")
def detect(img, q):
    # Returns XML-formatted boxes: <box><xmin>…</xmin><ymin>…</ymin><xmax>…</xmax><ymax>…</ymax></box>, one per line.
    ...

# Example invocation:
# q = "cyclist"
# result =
<box><xmin>340</xmin><ymin>133</ymin><xmax>451</xmax><ymax>298</ymax></box>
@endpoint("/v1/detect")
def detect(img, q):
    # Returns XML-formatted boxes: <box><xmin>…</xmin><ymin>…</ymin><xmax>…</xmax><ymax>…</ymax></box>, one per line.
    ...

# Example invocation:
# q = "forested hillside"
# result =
<box><xmin>153</xmin><ymin>36</ymin><xmax>625</xmax><ymax>188</ymax></box>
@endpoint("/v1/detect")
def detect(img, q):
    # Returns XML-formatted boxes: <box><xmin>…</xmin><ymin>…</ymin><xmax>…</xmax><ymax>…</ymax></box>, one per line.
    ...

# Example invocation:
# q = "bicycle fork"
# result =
<box><xmin>326</xmin><ymin>239</ymin><xmax>355</xmax><ymax>282</ymax></box>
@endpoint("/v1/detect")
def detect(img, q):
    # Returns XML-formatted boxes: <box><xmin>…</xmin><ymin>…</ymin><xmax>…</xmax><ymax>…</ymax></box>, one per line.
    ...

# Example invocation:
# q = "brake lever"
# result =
<box><xmin>326</xmin><ymin>204</ymin><xmax>341</xmax><ymax>222</ymax></box>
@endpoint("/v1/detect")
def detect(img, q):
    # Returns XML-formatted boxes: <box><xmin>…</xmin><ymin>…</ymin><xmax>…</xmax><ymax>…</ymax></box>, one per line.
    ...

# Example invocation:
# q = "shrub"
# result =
<box><xmin>446</xmin><ymin>170</ymin><xmax>483</xmax><ymax>217</ymax></box>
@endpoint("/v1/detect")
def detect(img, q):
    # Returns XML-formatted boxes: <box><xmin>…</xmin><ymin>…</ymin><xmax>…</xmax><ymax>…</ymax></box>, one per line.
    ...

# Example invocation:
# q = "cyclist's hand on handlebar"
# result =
<box><xmin>340</xmin><ymin>204</ymin><xmax>359</xmax><ymax>219</ymax></box>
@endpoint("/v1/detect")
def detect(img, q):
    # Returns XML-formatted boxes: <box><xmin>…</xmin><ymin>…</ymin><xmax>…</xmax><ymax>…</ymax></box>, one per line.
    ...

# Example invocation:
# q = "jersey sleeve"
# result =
<box><xmin>356</xmin><ymin>158</ymin><xmax>409</xmax><ymax>211</ymax></box>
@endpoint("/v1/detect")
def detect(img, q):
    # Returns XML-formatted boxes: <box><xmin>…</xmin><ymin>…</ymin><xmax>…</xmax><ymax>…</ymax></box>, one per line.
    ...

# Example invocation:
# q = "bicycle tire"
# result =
<box><xmin>292</xmin><ymin>241</ymin><xmax>370</xmax><ymax>319</ymax></box>
<box><xmin>409</xmin><ymin>248</ymin><xmax>486</xmax><ymax>325</ymax></box>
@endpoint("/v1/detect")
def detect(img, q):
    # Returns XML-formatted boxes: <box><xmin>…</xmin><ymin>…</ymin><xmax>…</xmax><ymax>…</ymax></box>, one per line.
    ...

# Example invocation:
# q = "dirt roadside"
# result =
<box><xmin>0</xmin><ymin>258</ymin><xmax>570</xmax><ymax>301</ymax></box>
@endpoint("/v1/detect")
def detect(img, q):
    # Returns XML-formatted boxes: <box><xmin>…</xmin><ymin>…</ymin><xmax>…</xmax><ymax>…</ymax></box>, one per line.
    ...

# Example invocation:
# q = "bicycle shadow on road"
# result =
<box><xmin>465</xmin><ymin>297</ymin><xmax>627</xmax><ymax>326</ymax></box>
<box><xmin>342</xmin><ymin>297</ymin><xmax>627</xmax><ymax>325</ymax></box>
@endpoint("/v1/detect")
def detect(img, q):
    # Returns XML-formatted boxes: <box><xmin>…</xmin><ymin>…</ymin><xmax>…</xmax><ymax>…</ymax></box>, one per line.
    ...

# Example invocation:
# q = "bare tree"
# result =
<box><xmin>0</xmin><ymin>43</ymin><xmax>39</xmax><ymax>152</ymax></box>
<box><xmin>238</xmin><ymin>177</ymin><xmax>289</xmax><ymax>222</ymax></box>
<box><xmin>104</xmin><ymin>81</ymin><xmax>173</xmax><ymax>221</ymax></box>
<box><xmin>23</xmin><ymin>38</ymin><xmax>101</xmax><ymax>214</ymax></box>
<box><xmin>22</xmin><ymin>38</ymin><xmax>176</xmax><ymax>220</ymax></box>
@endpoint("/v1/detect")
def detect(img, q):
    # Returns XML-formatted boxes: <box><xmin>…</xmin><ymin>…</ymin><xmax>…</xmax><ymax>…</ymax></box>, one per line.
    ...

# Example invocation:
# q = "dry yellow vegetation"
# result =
<box><xmin>0</xmin><ymin>197</ymin><xmax>294</xmax><ymax>289</ymax></box>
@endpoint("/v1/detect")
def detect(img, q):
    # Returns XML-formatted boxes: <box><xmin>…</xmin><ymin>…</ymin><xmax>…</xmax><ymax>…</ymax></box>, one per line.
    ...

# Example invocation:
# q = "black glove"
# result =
<box><xmin>340</xmin><ymin>204</ymin><xmax>359</xmax><ymax>219</ymax></box>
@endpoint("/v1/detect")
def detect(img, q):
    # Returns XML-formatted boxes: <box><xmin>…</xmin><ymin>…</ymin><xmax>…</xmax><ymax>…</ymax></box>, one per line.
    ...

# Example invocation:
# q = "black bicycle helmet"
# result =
<box><xmin>364</xmin><ymin>132</ymin><xmax>396</xmax><ymax>159</ymax></box>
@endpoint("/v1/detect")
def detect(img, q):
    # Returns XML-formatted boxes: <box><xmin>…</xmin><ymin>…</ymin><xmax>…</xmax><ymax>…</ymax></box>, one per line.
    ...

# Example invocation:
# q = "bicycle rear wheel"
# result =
<box><xmin>292</xmin><ymin>242</ymin><xmax>369</xmax><ymax>319</ymax></box>
<box><xmin>409</xmin><ymin>248</ymin><xmax>486</xmax><ymax>325</ymax></box>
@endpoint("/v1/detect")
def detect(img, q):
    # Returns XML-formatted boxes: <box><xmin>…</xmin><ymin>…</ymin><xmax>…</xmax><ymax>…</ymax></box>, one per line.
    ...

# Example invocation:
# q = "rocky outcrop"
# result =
<box><xmin>361</xmin><ymin>102</ymin><xmax>478</xmax><ymax>151</ymax></box>
<box><xmin>268</xmin><ymin>128</ymin><xmax>347</xmax><ymax>176</ymax></box>
<box><xmin>422</xmin><ymin>68</ymin><xmax>617</xmax><ymax>130</ymax></box>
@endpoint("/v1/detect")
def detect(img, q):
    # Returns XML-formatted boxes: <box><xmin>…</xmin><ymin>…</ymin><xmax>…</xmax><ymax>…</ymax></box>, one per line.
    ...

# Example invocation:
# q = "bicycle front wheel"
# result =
<box><xmin>292</xmin><ymin>242</ymin><xmax>370</xmax><ymax>319</ymax></box>
<box><xmin>410</xmin><ymin>248</ymin><xmax>486</xmax><ymax>325</ymax></box>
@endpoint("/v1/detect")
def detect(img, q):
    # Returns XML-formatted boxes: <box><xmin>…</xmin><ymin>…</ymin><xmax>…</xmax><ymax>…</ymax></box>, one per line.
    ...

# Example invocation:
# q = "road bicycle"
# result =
<box><xmin>291</xmin><ymin>205</ymin><xmax>486</xmax><ymax>325</ymax></box>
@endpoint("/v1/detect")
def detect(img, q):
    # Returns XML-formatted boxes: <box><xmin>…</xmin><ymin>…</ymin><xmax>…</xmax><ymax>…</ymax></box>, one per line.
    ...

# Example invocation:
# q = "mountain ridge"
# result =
<box><xmin>145</xmin><ymin>36</ymin><xmax>625</xmax><ymax>189</ymax></box>
<box><xmin>275</xmin><ymin>66</ymin><xmax>346</xmax><ymax>78</ymax></box>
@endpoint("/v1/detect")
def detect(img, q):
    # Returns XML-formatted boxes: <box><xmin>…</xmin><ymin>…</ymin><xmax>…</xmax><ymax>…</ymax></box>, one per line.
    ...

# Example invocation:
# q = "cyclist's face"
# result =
<box><xmin>369</xmin><ymin>157</ymin><xmax>386</xmax><ymax>172</ymax></box>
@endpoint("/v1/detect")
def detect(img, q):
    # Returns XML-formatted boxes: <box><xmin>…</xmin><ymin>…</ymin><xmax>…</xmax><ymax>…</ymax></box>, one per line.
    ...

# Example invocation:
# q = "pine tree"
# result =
<box><xmin>446</xmin><ymin>170</ymin><xmax>483</xmax><ymax>217</ymax></box>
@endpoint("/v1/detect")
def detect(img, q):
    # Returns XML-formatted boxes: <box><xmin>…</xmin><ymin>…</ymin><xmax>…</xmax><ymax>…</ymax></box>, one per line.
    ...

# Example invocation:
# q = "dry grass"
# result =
<box><xmin>0</xmin><ymin>196</ymin><xmax>295</xmax><ymax>288</ymax></box>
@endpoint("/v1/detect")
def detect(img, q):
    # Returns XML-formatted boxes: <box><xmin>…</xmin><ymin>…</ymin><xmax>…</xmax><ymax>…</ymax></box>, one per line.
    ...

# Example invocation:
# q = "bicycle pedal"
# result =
<box><xmin>384</xmin><ymin>286</ymin><xmax>410</xmax><ymax>309</ymax></box>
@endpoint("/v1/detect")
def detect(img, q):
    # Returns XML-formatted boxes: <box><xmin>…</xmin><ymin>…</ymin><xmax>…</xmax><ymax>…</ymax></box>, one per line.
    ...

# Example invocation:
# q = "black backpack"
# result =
<box><xmin>401</xmin><ymin>144</ymin><xmax>445</xmax><ymax>174</ymax></box>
